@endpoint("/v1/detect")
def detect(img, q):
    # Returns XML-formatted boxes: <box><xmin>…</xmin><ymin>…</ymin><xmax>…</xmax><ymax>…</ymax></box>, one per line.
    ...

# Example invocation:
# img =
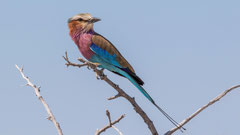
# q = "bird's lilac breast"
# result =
<box><xmin>75</xmin><ymin>33</ymin><xmax>95</xmax><ymax>60</ymax></box>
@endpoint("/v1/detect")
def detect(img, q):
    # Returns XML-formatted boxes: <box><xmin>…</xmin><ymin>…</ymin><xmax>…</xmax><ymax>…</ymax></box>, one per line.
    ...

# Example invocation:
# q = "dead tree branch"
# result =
<box><xmin>63</xmin><ymin>52</ymin><xmax>159</xmax><ymax>135</ymax></box>
<box><xmin>15</xmin><ymin>65</ymin><xmax>63</xmax><ymax>135</ymax></box>
<box><xmin>95</xmin><ymin>110</ymin><xmax>125</xmax><ymax>135</ymax></box>
<box><xmin>165</xmin><ymin>85</ymin><xmax>240</xmax><ymax>135</ymax></box>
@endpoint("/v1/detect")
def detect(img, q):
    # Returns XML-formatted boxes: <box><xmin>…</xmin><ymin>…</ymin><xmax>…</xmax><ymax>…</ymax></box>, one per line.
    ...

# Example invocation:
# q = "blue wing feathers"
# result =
<box><xmin>90</xmin><ymin>43</ymin><xmax>122</xmax><ymax>67</ymax></box>
<box><xmin>90</xmin><ymin>43</ymin><xmax>144</xmax><ymax>86</ymax></box>
<box><xmin>90</xmin><ymin>44</ymin><xmax>115</xmax><ymax>59</ymax></box>
<box><xmin>90</xmin><ymin>44</ymin><xmax>151</xmax><ymax>103</ymax></box>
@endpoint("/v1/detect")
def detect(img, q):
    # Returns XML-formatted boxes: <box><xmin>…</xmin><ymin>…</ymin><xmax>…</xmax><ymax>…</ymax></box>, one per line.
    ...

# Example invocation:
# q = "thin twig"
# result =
<box><xmin>108</xmin><ymin>94</ymin><xmax>121</xmax><ymax>100</ymax></box>
<box><xmin>165</xmin><ymin>85</ymin><xmax>240</xmax><ymax>135</ymax></box>
<box><xmin>16</xmin><ymin>65</ymin><xmax>63</xmax><ymax>135</ymax></box>
<box><xmin>63</xmin><ymin>52</ymin><xmax>88</xmax><ymax>68</ymax></box>
<box><xmin>95</xmin><ymin>110</ymin><xmax>125</xmax><ymax>135</ymax></box>
<box><xmin>63</xmin><ymin>52</ymin><xmax>159</xmax><ymax>135</ymax></box>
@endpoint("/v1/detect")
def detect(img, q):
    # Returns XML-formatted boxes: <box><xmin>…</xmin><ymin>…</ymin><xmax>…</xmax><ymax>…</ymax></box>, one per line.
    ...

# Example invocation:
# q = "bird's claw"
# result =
<box><xmin>96</xmin><ymin>69</ymin><xmax>104</xmax><ymax>80</ymax></box>
<box><xmin>96</xmin><ymin>73</ymin><xmax>100</xmax><ymax>80</ymax></box>
<box><xmin>100</xmin><ymin>68</ymin><xmax>104</xmax><ymax>73</ymax></box>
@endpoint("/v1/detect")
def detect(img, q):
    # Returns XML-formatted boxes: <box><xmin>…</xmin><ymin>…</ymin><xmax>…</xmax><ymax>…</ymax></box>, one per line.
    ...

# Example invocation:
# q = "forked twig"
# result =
<box><xmin>95</xmin><ymin>110</ymin><xmax>125</xmax><ymax>135</ymax></box>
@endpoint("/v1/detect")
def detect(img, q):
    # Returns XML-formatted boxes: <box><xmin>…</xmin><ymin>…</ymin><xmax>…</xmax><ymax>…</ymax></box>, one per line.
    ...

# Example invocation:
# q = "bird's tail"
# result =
<box><xmin>119</xmin><ymin>70</ymin><xmax>185</xmax><ymax>131</ymax></box>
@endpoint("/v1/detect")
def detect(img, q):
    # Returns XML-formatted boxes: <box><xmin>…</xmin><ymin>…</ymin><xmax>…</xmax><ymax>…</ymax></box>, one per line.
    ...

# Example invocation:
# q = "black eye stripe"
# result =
<box><xmin>77</xmin><ymin>18</ymin><xmax>88</xmax><ymax>22</ymax></box>
<box><xmin>77</xmin><ymin>18</ymin><xmax>83</xmax><ymax>21</ymax></box>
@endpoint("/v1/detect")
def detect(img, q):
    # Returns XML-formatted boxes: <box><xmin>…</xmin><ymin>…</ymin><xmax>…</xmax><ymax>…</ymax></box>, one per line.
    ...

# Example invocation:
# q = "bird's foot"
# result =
<box><xmin>86</xmin><ymin>62</ymin><xmax>100</xmax><ymax>69</ymax></box>
<box><xmin>96</xmin><ymin>72</ymin><xmax>100</xmax><ymax>80</ymax></box>
<box><xmin>91</xmin><ymin>62</ymin><xmax>101</xmax><ymax>68</ymax></box>
<box><xmin>99</xmin><ymin>68</ymin><xmax>104</xmax><ymax>73</ymax></box>
<box><xmin>96</xmin><ymin>68</ymin><xmax>104</xmax><ymax>80</ymax></box>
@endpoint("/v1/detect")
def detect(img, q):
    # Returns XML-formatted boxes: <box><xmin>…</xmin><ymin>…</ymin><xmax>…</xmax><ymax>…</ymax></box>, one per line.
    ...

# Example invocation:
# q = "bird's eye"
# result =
<box><xmin>77</xmin><ymin>18</ymin><xmax>83</xmax><ymax>21</ymax></box>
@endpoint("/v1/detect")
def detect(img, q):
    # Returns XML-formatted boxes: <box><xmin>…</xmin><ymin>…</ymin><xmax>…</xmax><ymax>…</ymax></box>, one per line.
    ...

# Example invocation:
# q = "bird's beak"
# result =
<box><xmin>90</xmin><ymin>17</ymin><xmax>101</xmax><ymax>23</ymax></box>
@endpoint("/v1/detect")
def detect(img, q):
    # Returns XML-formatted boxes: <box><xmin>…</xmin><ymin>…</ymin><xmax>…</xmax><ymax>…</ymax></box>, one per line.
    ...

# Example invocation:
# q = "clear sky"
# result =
<box><xmin>0</xmin><ymin>0</ymin><xmax>240</xmax><ymax>135</ymax></box>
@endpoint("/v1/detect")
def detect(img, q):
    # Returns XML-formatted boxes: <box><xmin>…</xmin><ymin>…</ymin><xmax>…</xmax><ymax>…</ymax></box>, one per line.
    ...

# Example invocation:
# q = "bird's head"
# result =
<box><xmin>68</xmin><ymin>13</ymin><xmax>101</xmax><ymax>33</ymax></box>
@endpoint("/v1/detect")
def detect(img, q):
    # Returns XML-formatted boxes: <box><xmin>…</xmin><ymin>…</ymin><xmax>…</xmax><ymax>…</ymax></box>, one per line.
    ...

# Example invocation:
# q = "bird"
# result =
<box><xmin>68</xmin><ymin>13</ymin><xmax>183</xmax><ymax>129</ymax></box>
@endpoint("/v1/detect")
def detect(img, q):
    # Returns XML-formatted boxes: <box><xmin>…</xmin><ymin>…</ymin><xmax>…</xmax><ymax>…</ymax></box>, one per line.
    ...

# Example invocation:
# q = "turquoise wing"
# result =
<box><xmin>90</xmin><ymin>33</ymin><xmax>144</xmax><ymax>85</ymax></box>
<box><xmin>91</xmin><ymin>33</ymin><xmax>135</xmax><ymax>73</ymax></box>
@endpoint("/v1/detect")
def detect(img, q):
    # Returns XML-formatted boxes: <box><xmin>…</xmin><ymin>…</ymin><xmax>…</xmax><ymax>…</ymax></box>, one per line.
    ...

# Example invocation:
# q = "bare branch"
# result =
<box><xmin>165</xmin><ymin>85</ymin><xmax>240</xmax><ymax>135</ymax></box>
<box><xmin>16</xmin><ymin>65</ymin><xmax>63</xmax><ymax>135</ymax></box>
<box><xmin>63</xmin><ymin>53</ymin><xmax>159</xmax><ymax>135</ymax></box>
<box><xmin>95</xmin><ymin>110</ymin><xmax>125</xmax><ymax>135</ymax></box>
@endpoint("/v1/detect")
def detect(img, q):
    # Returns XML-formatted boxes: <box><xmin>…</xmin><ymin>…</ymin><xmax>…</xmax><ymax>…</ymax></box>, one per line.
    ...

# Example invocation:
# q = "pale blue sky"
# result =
<box><xmin>0</xmin><ymin>0</ymin><xmax>240</xmax><ymax>135</ymax></box>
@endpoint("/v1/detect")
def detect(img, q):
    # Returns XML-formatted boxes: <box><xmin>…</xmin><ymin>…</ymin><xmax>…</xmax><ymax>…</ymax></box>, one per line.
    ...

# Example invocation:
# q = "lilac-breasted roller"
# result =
<box><xmin>68</xmin><ymin>13</ymin><xmax>182</xmax><ymax>128</ymax></box>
